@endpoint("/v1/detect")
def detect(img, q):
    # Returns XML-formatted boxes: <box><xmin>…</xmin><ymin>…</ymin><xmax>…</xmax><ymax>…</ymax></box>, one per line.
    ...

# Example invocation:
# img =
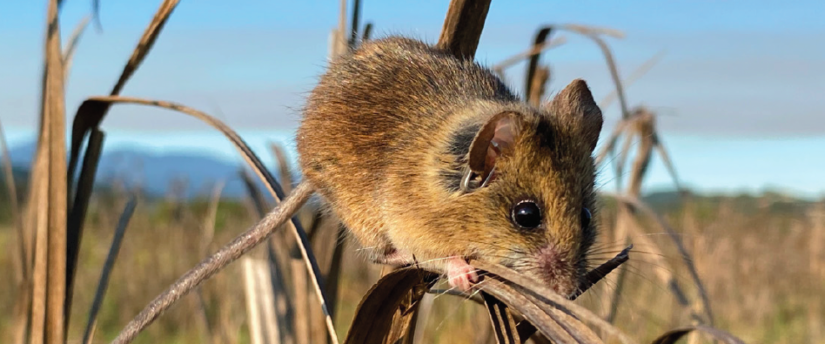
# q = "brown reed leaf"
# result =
<box><xmin>436</xmin><ymin>0</ymin><xmax>492</xmax><ymax>59</ymax></box>
<box><xmin>82</xmin><ymin>196</ymin><xmax>137</xmax><ymax>344</ymax></box>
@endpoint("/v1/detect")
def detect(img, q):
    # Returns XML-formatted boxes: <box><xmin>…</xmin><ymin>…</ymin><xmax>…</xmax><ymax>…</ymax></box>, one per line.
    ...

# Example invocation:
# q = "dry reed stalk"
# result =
<box><xmin>240</xmin><ymin>168</ymin><xmax>296</xmax><ymax>343</ymax></box>
<box><xmin>527</xmin><ymin>66</ymin><xmax>550</xmax><ymax>107</ymax></box>
<box><xmin>256</xmin><ymin>260</ymin><xmax>282</xmax><ymax>344</ymax></box>
<box><xmin>243</xmin><ymin>258</ymin><xmax>265</xmax><ymax>344</ymax></box>
<box><xmin>40</xmin><ymin>0</ymin><xmax>70</xmax><ymax>342</ymax></box>
<box><xmin>291</xmin><ymin>258</ymin><xmax>310</xmax><ymax>344</ymax></box>
<box><xmin>436</xmin><ymin>0</ymin><xmax>492</xmax><ymax>59</ymax></box>
<box><xmin>192</xmin><ymin>181</ymin><xmax>226</xmax><ymax>344</ymax></box>
<box><xmin>348</xmin><ymin>0</ymin><xmax>362</xmax><ymax>47</ymax></box>
<box><xmin>81</xmin><ymin>196</ymin><xmax>137</xmax><ymax>344</ymax></box>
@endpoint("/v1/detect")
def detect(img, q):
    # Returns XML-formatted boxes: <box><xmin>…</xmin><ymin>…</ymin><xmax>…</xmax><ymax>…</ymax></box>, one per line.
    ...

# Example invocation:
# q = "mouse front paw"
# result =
<box><xmin>446</xmin><ymin>257</ymin><xmax>479</xmax><ymax>292</ymax></box>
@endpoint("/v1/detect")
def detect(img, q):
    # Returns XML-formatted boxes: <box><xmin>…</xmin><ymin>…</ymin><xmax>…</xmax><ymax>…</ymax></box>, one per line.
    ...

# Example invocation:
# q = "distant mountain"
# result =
<box><xmin>7</xmin><ymin>140</ymin><xmax>292</xmax><ymax>199</ymax></box>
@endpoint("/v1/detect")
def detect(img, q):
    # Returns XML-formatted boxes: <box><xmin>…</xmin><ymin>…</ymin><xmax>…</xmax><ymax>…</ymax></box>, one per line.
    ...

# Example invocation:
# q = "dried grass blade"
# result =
<box><xmin>651</xmin><ymin>325</ymin><xmax>747</xmax><ymax>344</ymax></box>
<box><xmin>492</xmin><ymin>37</ymin><xmax>566</xmax><ymax>77</ymax></box>
<box><xmin>607</xmin><ymin>194</ymin><xmax>715</xmax><ymax>325</ymax></box>
<box><xmin>82</xmin><ymin>196</ymin><xmax>137</xmax><ymax>344</ymax></box>
<box><xmin>62</xmin><ymin>15</ymin><xmax>91</xmax><ymax>81</ymax></box>
<box><xmin>66</xmin><ymin>129</ymin><xmax>104</xmax><ymax>322</ymax></box>
<box><xmin>436</xmin><ymin>0</ymin><xmax>492</xmax><ymax>59</ymax></box>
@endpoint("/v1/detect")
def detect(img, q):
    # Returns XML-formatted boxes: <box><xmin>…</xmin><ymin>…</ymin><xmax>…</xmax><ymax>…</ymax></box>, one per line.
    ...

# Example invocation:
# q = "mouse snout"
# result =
<box><xmin>533</xmin><ymin>245</ymin><xmax>578</xmax><ymax>297</ymax></box>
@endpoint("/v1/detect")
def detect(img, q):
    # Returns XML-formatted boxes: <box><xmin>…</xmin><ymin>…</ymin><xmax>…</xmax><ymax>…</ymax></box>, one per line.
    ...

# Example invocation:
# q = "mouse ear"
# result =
<box><xmin>468</xmin><ymin>112</ymin><xmax>520</xmax><ymax>181</ymax></box>
<box><xmin>548</xmin><ymin>79</ymin><xmax>603</xmax><ymax>152</ymax></box>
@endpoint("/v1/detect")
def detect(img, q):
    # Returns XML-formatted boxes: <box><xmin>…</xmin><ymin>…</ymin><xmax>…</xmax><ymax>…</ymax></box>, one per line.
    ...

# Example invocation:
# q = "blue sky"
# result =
<box><xmin>1</xmin><ymin>1</ymin><xmax>824</xmax><ymax>198</ymax></box>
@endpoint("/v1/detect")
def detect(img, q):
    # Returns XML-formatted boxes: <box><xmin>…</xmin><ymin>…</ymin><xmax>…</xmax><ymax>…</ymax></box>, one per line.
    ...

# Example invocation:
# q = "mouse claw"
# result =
<box><xmin>446</xmin><ymin>257</ymin><xmax>479</xmax><ymax>292</ymax></box>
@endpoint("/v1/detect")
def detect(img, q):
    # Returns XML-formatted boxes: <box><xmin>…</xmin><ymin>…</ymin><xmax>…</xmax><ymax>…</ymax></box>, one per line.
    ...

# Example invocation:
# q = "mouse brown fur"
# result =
<box><xmin>296</xmin><ymin>36</ymin><xmax>603</xmax><ymax>296</ymax></box>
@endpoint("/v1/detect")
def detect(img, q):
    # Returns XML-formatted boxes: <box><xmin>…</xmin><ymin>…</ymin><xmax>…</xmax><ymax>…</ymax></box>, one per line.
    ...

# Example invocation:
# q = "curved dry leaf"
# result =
<box><xmin>73</xmin><ymin>98</ymin><xmax>336</xmax><ymax>344</ymax></box>
<box><xmin>651</xmin><ymin>325</ymin><xmax>747</xmax><ymax>344</ymax></box>
<box><xmin>68</xmin><ymin>0</ymin><xmax>179</xmax><ymax>184</ymax></box>
<box><xmin>343</xmin><ymin>269</ymin><xmax>439</xmax><ymax>344</ymax></box>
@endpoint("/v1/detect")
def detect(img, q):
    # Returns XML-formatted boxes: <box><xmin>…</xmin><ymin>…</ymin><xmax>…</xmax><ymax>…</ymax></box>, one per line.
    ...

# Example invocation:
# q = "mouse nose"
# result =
<box><xmin>535</xmin><ymin>245</ymin><xmax>577</xmax><ymax>296</ymax></box>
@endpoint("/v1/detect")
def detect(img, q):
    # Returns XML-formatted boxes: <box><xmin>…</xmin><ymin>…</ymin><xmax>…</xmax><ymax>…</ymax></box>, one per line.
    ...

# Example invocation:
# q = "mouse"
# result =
<box><xmin>295</xmin><ymin>36</ymin><xmax>603</xmax><ymax>296</ymax></box>
<box><xmin>110</xmin><ymin>35</ymin><xmax>607</xmax><ymax>344</ymax></box>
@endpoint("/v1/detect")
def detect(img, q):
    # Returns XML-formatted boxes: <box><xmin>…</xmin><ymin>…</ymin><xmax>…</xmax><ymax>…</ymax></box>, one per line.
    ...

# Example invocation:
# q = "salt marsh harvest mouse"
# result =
<box><xmin>296</xmin><ymin>36</ymin><xmax>603</xmax><ymax>296</ymax></box>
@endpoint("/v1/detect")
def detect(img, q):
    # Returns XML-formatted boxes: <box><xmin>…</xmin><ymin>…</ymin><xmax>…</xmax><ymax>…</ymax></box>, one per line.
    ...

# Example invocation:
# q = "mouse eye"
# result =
<box><xmin>511</xmin><ymin>200</ymin><xmax>542</xmax><ymax>229</ymax></box>
<box><xmin>581</xmin><ymin>207</ymin><xmax>592</xmax><ymax>229</ymax></box>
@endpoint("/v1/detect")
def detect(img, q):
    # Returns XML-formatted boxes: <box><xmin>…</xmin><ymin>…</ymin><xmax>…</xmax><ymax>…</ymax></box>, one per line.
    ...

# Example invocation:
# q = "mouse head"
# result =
<box><xmin>454</xmin><ymin>79</ymin><xmax>603</xmax><ymax>297</ymax></box>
